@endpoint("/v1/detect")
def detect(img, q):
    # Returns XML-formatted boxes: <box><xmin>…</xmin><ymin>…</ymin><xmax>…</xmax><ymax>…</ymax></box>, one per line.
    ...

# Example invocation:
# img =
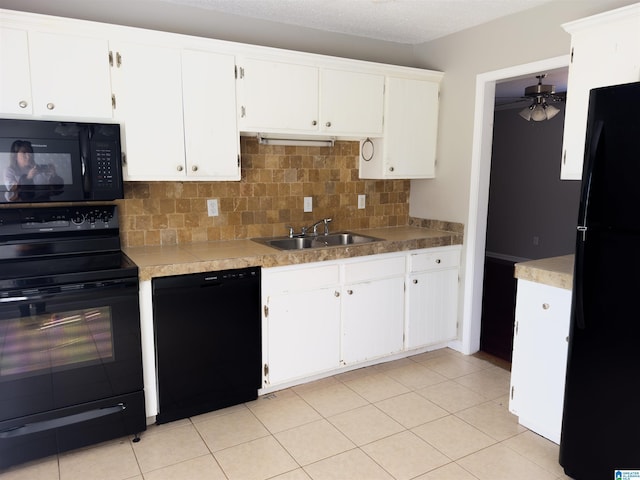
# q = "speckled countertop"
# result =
<box><xmin>124</xmin><ymin>226</ymin><xmax>463</xmax><ymax>281</ymax></box>
<box><xmin>514</xmin><ymin>255</ymin><xmax>574</xmax><ymax>290</ymax></box>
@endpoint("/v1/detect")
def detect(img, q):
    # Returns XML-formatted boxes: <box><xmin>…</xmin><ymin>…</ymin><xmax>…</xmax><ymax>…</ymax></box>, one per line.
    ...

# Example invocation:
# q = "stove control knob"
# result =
<box><xmin>71</xmin><ymin>212</ymin><xmax>85</xmax><ymax>225</ymax></box>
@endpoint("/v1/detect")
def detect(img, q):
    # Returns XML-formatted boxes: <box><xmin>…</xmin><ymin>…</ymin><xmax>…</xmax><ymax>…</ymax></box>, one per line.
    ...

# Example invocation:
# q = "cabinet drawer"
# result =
<box><xmin>263</xmin><ymin>264</ymin><xmax>340</xmax><ymax>294</ymax></box>
<box><xmin>343</xmin><ymin>256</ymin><xmax>405</xmax><ymax>283</ymax></box>
<box><xmin>410</xmin><ymin>249</ymin><xmax>460</xmax><ymax>272</ymax></box>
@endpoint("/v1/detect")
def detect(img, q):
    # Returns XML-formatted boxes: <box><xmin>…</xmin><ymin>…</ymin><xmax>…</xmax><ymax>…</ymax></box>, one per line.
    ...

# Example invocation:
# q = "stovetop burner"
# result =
<box><xmin>0</xmin><ymin>205</ymin><xmax>137</xmax><ymax>290</ymax></box>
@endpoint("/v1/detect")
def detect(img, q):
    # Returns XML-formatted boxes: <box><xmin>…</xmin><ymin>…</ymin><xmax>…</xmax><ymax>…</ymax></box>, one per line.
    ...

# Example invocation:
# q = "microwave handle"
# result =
<box><xmin>80</xmin><ymin>130</ymin><xmax>91</xmax><ymax>196</ymax></box>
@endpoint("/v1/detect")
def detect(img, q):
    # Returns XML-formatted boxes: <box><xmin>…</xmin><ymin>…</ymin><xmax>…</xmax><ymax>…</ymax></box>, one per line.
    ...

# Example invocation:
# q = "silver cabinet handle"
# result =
<box><xmin>191</xmin><ymin>165</ymin><xmax>198</xmax><ymax>172</ymax></box>
<box><xmin>413</xmin><ymin>279</ymin><xmax>418</xmax><ymax>284</ymax></box>
<box><xmin>177</xmin><ymin>165</ymin><xmax>184</xmax><ymax>172</ymax></box>
<box><xmin>18</xmin><ymin>100</ymin><xmax>28</xmax><ymax>109</ymax></box>
<box><xmin>542</xmin><ymin>303</ymin><xmax>550</xmax><ymax>310</ymax></box>
<box><xmin>347</xmin><ymin>289</ymin><xmax>353</xmax><ymax>295</ymax></box>
<box><xmin>389</xmin><ymin>166</ymin><xmax>394</xmax><ymax>172</ymax></box>
<box><xmin>435</xmin><ymin>259</ymin><xmax>441</xmax><ymax>264</ymax></box>
<box><xmin>46</xmin><ymin>102</ymin><xmax>55</xmax><ymax>110</ymax></box>
<box><xmin>334</xmin><ymin>291</ymin><xmax>340</xmax><ymax>297</ymax></box>
<box><xmin>312</xmin><ymin>120</ymin><xmax>317</xmax><ymax>126</ymax></box>
<box><xmin>325</xmin><ymin>121</ymin><xmax>332</xmax><ymax>127</ymax></box>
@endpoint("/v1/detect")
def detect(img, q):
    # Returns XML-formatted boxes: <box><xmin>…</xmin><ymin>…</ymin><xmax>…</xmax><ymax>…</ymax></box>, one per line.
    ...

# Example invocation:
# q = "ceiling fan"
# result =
<box><xmin>496</xmin><ymin>74</ymin><xmax>566</xmax><ymax>121</ymax></box>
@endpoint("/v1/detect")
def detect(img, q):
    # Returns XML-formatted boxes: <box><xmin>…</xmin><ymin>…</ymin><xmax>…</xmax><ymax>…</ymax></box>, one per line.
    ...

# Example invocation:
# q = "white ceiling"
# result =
<box><xmin>158</xmin><ymin>0</ymin><xmax>556</xmax><ymax>44</ymax></box>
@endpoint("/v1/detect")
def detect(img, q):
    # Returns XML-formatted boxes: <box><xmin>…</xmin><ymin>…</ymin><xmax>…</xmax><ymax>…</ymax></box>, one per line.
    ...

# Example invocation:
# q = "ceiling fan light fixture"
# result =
<box><xmin>519</xmin><ymin>105</ymin><xmax>533</xmax><ymax>121</ymax></box>
<box><xmin>518</xmin><ymin>74</ymin><xmax>563</xmax><ymax>122</ymax></box>
<box><xmin>545</xmin><ymin>103</ymin><xmax>561</xmax><ymax>120</ymax></box>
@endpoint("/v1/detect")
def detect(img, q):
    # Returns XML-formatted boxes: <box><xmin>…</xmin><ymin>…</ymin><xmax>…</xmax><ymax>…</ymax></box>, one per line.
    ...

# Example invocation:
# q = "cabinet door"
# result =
<box><xmin>341</xmin><ymin>276</ymin><xmax>404</xmax><ymax>364</ymax></box>
<box><xmin>110</xmin><ymin>42</ymin><xmax>185</xmax><ymax>180</ymax></box>
<box><xmin>319</xmin><ymin>69</ymin><xmax>384</xmax><ymax>135</ymax></box>
<box><xmin>358</xmin><ymin>76</ymin><xmax>440</xmax><ymax>179</ymax></box>
<box><xmin>265</xmin><ymin>288</ymin><xmax>341</xmax><ymax>385</ymax></box>
<box><xmin>561</xmin><ymin>11</ymin><xmax>640</xmax><ymax>180</ymax></box>
<box><xmin>384</xmin><ymin>77</ymin><xmax>439</xmax><ymax>178</ymax></box>
<box><xmin>406</xmin><ymin>268</ymin><xmax>458</xmax><ymax>348</ymax></box>
<box><xmin>182</xmin><ymin>49</ymin><xmax>240</xmax><ymax>180</ymax></box>
<box><xmin>237</xmin><ymin>58</ymin><xmax>319</xmax><ymax>133</ymax></box>
<box><xmin>28</xmin><ymin>31</ymin><xmax>112</xmax><ymax>118</ymax></box>
<box><xmin>509</xmin><ymin>280</ymin><xmax>571</xmax><ymax>443</ymax></box>
<box><xmin>0</xmin><ymin>28</ymin><xmax>32</xmax><ymax>115</ymax></box>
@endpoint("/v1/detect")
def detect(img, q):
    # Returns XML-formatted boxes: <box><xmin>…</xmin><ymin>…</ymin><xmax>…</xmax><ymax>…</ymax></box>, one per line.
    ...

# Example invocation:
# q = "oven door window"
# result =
<box><xmin>0</xmin><ymin>280</ymin><xmax>142</xmax><ymax>420</ymax></box>
<box><xmin>1</xmin><ymin>306</ymin><xmax>114</xmax><ymax>379</ymax></box>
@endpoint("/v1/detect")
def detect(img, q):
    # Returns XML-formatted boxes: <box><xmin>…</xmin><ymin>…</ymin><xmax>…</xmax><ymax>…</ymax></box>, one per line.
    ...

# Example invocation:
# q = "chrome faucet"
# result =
<box><xmin>309</xmin><ymin>218</ymin><xmax>333</xmax><ymax>236</ymax></box>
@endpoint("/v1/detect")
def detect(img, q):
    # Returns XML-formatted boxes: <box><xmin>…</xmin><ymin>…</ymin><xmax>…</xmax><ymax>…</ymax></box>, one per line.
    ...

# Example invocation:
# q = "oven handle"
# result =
<box><xmin>0</xmin><ymin>296</ymin><xmax>29</xmax><ymax>303</ymax></box>
<box><xmin>0</xmin><ymin>278</ymin><xmax>138</xmax><ymax>305</ymax></box>
<box><xmin>0</xmin><ymin>403</ymin><xmax>126</xmax><ymax>438</ymax></box>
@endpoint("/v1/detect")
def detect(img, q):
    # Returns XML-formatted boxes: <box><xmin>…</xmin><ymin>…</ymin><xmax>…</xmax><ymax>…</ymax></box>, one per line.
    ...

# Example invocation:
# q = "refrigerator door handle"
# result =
<box><xmin>574</xmin><ymin>120</ymin><xmax>603</xmax><ymax>330</ymax></box>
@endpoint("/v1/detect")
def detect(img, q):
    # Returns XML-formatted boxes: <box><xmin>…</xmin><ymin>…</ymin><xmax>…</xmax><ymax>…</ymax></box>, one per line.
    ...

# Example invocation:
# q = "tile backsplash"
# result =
<box><xmin>118</xmin><ymin>137</ymin><xmax>410</xmax><ymax>247</ymax></box>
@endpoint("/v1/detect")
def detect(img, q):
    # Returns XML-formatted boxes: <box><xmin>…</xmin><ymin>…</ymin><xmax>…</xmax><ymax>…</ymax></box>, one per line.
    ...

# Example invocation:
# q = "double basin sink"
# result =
<box><xmin>253</xmin><ymin>231</ymin><xmax>382</xmax><ymax>251</ymax></box>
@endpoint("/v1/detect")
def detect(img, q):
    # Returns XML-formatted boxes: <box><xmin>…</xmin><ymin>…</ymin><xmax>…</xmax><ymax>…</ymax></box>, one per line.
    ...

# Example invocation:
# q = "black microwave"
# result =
<box><xmin>0</xmin><ymin>118</ymin><xmax>123</xmax><ymax>204</ymax></box>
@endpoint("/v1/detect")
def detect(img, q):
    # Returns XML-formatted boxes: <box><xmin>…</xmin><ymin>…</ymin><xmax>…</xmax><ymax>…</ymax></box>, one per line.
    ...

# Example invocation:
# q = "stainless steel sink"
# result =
<box><xmin>253</xmin><ymin>231</ymin><xmax>382</xmax><ymax>251</ymax></box>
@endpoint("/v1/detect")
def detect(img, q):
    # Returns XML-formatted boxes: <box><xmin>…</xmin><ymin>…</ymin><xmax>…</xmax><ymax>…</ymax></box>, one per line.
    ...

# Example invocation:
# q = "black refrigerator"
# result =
<box><xmin>560</xmin><ymin>81</ymin><xmax>640</xmax><ymax>479</ymax></box>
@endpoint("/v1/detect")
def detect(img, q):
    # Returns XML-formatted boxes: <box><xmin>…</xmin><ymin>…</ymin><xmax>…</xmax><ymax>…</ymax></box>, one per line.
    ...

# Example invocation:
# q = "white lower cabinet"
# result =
<box><xmin>406</xmin><ymin>246</ymin><xmax>460</xmax><ymax>349</ymax></box>
<box><xmin>261</xmin><ymin>249</ymin><xmax>460</xmax><ymax>388</ymax></box>
<box><xmin>262</xmin><ymin>263</ymin><xmax>341</xmax><ymax>386</ymax></box>
<box><xmin>509</xmin><ymin>279</ymin><xmax>571</xmax><ymax>444</ymax></box>
<box><xmin>341</xmin><ymin>256</ymin><xmax>405</xmax><ymax>364</ymax></box>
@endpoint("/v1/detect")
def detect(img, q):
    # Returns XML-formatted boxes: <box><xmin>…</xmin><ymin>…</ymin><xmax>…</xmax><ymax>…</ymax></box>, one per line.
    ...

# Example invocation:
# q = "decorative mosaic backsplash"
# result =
<box><xmin>118</xmin><ymin>137</ymin><xmax>411</xmax><ymax>247</ymax></box>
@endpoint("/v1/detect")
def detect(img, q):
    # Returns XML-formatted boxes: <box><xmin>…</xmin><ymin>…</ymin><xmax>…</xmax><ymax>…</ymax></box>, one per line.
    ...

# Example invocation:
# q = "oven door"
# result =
<box><xmin>0</xmin><ymin>277</ymin><xmax>143</xmax><ymax>421</ymax></box>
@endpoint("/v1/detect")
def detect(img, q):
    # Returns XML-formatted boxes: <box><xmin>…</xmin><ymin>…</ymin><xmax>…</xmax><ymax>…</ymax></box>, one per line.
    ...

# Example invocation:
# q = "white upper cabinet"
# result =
<box><xmin>237</xmin><ymin>58</ymin><xmax>320</xmax><ymax>133</ymax></box>
<box><xmin>0</xmin><ymin>28</ymin><xmax>32</xmax><ymax>115</ymax></box>
<box><xmin>182</xmin><ymin>49</ymin><xmax>240</xmax><ymax>180</ymax></box>
<box><xmin>111</xmin><ymin>43</ymin><xmax>240</xmax><ymax>181</ymax></box>
<box><xmin>236</xmin><ymin>57</ymin><xmax>384</xmax><ymax>137</ymax></box>
<box><xmin>319</xmin><ymin>69</ymin><xmax>384</xmax><ymax>136</ymax></box>
<box><xmin>359</xmin><ymin>75</ymin><xmax>441</xmax><ymax>179</ymax></box>
<box><xmin>560</xmin><ymin>4</ymin><xmax>640</xmax><ymax>180</ymax></box>
<box><xmin>110</xmin><ymin>41</ymin><xmax>186</xmax><ymax>181</ymax></box>
<box><xmin>0</xmin><ymin>27</ymin><xmax>112</xmax><ymax>119</ymax></box>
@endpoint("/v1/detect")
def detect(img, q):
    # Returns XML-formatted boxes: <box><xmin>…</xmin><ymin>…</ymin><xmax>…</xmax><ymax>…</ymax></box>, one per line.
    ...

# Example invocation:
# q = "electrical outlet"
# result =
<box><xmin>207</xmin><ymin>198</ymin><xmax>219</xmax><ymax>217</ymax></box>
<box><xmin>358</xmin><ymin>194</ymin><xmax>366</xmax><ymax>209</ymax></box>
<box><xmin>304</xmin><ymin>196</ymin><xmax>313</xmax><ymax>212</ymax></box>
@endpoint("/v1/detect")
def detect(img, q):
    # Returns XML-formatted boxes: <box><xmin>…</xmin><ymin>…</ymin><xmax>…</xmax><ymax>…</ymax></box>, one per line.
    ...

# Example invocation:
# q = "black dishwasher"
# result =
<box><xmin>152</xmin><ymin>266</ymin><xmax>261</xmax><ymax>424</ymax></box>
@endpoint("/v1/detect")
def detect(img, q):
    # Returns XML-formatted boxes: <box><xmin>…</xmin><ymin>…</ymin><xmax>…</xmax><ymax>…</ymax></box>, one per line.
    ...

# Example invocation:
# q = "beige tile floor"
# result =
<box><xmin>0</xmin><ymin>348</ymin><xmax>572</xmax><ymax>480</ymax></box>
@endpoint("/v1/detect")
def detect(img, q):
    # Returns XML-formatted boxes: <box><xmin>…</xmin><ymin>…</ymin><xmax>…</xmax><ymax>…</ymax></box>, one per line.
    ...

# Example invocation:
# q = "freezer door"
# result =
<box><xmin>578</xmin><ymin>82</ymin><xmax>640</xmax><ymax>232</ymax></box>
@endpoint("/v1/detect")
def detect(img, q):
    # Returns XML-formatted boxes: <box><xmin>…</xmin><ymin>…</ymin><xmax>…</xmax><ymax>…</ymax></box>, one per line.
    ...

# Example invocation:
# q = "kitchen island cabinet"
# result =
<box><xmin>510</xmin><ymin>255</ymin><xmax>573</xmax><ymax>444</ymax></box>
<box><xmin>560</xmin><ymin>3</ymin><xmax>640</xmax><ymax>180</ymax></box>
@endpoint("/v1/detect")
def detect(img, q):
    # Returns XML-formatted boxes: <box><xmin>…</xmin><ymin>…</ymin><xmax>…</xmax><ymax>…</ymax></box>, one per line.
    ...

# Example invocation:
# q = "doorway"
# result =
<box><xmin>479</xmin><ymin>69</ymin><xmax>582</xmax><ymax>362</ymax></box>
<box><xmin>461</xmin><ymin>56</ymin><xmax>574</xmax><ymax>356</ymax></box>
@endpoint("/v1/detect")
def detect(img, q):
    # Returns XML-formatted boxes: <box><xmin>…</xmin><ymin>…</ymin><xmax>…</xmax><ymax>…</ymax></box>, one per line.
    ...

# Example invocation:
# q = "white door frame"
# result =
<box><xmin>459</xmin><ymin>55</ymin><xmax>570</xmax><ymax>354</ymax></box>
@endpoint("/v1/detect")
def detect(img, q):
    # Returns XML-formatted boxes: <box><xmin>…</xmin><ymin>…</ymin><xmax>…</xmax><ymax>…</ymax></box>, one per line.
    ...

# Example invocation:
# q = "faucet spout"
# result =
<box><xmin>310</xmin><ymin>218</ymin><xmax>333</xmax><ymax>236</ymax></box>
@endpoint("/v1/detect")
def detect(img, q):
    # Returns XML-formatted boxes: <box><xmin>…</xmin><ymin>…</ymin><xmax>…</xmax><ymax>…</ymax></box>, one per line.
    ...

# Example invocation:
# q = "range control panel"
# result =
<box><xmin>0</xmin><ymin>205</ymin><xmax>119</xmax><ymax>235</ymax></box>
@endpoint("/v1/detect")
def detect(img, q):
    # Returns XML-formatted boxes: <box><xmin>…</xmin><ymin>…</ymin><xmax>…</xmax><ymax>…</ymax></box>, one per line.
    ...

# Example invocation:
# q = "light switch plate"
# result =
<box><xmin>304</xmin><ymin>196</ymin><xmax>313</xmax><ymax>212</ymax></box>
<box><xmin>207</xmin><ymin>198</ymin><xmax>219</xmax><ymax>217</ymax></box>
<box><xmin>358</xmin><ymin>194</ymin><xmax>366</xmax><ymax>209</ymax></box>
